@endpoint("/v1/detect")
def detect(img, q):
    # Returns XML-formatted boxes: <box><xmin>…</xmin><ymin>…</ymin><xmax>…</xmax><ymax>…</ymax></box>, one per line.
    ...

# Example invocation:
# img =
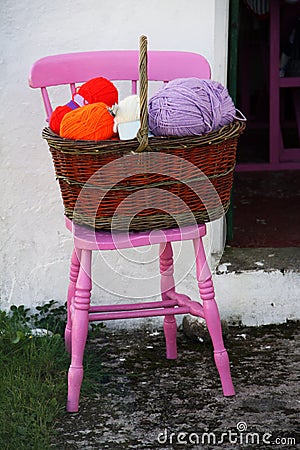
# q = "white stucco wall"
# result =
<box><xmin>0</xmin><ymin>0</ymin><xmax>230</xmax><ymax>313</ymax></box>
<box><xmin>214</xmin><ymin>270</ymin><xmax>300</xmax><ymax>327</ymax></box>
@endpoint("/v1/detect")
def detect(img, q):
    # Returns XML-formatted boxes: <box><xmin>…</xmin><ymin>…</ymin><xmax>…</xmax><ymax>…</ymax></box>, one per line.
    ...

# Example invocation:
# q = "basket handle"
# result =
<box><xmin>136</xmin><ymin>35</ymin><xmax>151</xmax><ymax>153</ymax></box>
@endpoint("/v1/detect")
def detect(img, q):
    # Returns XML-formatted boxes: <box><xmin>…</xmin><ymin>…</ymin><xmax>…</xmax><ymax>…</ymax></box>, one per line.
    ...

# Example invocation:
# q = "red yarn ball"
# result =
<box><xmin>60</xmin><ymin>102</ymin><xmax>115</xmax><ymax>141</ymax></box>
<box><xmin>49</xmin><ymin>77</ymin><xmax>118</xmax><ymax>135</ymax></box>
<box><xmin>77</xmin><ymin>77</ymin><xmax>118</xmax><ymax>106</ymax></box>
<box><xmin>49</xmin><ymin>105</ymin><xmax>73</xmax><ymax>135</ymax></box>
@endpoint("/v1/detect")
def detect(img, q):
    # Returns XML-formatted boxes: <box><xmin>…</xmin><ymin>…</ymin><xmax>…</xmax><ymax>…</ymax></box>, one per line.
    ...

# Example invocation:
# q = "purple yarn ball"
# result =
<box><xmin>148</xmin><ymin>77</ymin><xmax>236</xmax><ymax>137</ymax></box>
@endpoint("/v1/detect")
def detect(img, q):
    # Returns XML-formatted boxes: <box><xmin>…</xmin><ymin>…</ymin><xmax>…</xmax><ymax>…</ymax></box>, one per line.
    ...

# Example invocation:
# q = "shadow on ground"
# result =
<box><xmin>53</xmin><ymin>321</ymin><xmax>300</xmax><ymax>449</ymax></box>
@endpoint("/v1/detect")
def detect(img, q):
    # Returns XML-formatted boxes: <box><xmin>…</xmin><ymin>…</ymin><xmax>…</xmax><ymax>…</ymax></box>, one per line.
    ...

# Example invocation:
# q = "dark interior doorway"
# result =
<box><xmin>228</xmin><ymin>0</ymin><xmax>300</xmax><ymax>247</ymax></box>
<box><xmin>235</xmin><ymin>0</ymin><xmax>269</xmax><ymax>164</ymax></box>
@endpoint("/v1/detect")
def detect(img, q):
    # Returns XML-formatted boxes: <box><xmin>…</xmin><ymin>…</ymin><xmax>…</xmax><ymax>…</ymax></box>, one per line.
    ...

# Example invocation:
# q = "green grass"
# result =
<box><xmin>0</xmin><ymin>303</ymin><xmax>69</xmax><ymax>450</ymax></box>
<box><xmin>0</xmin><ymin>302</ymin><xmax>107</xmax><ymax>449</ymax></box>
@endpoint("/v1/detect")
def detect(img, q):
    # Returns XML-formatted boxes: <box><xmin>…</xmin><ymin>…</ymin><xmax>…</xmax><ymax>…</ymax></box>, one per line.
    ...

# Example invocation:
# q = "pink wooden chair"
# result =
<box><xmin>29</xmin><ymin>50</ymin><xmax>235</xmax><ymax>412</ymax></box>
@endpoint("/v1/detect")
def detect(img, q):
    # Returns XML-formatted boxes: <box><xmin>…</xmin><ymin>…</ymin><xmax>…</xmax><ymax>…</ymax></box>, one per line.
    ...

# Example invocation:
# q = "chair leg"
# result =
<box><xmin>193</xmin><ymin>237</ymin><xmax>235</xmax><ymax>397</ymax></box>
<box><xmin>67</xmin><ymin>249</ymin><xmax>92</xmax><ymax>412</ymax></box>
<box><xmin>160</xmin><ymin>242</ymin><xmax>177</xmax><ymax>359</ymax></box>
<box><xmin>65</xmin><ymin>248</ymin><xmax>81</xmax><ymax>354</ymax></box>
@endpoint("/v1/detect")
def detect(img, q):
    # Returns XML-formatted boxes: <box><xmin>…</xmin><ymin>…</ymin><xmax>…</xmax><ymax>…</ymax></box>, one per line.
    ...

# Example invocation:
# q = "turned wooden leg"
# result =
<box><xmin>67</xmin><ymin>249</ymin><xmax>92</xmax><ymax>412</ymax></box>
<box><xmin>160</xmin><ymin>242</ymin><xmax>177</xmax><ymax>359</ymax></box>
<box><xmin>193</xmin><ymin>237</ymin><xmax>235</xmax><ymax>397</ymax></box>
<box><xmin>65</xmin><ymin>248</ymin><xmax>81</xmax><ymax>354</ymax></box>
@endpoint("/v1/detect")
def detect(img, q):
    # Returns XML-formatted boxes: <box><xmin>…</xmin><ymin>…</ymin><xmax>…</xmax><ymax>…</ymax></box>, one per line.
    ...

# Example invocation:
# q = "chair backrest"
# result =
<box><xmin>29</xmin><ymin>50</ymin><xmax>211</xmax><ymax>122</ymax></box>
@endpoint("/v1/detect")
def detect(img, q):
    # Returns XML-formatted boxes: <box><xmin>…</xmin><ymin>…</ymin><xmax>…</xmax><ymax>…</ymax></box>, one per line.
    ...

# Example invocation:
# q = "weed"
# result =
<box><xmin>31</xmin><ymin>299</ymin><xmax>67</xmax><ymax>337</ymax></box>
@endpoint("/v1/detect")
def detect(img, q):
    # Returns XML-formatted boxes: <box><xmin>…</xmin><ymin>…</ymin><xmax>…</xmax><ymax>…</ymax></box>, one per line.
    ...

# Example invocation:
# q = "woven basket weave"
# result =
<box><xmin>43</xmin><ymin>36</ymin><xmax>245</xmax><ymax>232</ymax></box>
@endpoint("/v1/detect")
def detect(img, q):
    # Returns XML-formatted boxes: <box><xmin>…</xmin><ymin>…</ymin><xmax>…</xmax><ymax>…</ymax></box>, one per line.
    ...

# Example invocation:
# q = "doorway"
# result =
<box><xmin>228</xmin><ymin>0</ymin><xmax>300</xmax><ymax>247</ymax></box>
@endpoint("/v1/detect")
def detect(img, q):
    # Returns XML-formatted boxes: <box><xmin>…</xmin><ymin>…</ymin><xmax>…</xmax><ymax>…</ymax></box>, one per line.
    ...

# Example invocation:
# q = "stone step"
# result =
<box><xmin>213</xmin><ymin>247</ymin><xmax>300</xmax><ymax>327</ymax></box>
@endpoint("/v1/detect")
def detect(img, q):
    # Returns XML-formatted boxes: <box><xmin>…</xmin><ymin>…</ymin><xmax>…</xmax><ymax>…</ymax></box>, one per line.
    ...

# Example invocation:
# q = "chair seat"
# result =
<box><xmin>65</xmin><ymin>217</ymin><xmax>206</xmax><ymax>250</ymax></box>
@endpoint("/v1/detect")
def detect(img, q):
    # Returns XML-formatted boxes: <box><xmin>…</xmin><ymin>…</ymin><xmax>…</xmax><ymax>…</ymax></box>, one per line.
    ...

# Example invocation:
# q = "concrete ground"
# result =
<box><xmin>53</xmin><ymin>319</ymin><xmax>300</xmax><ymax>450</ymax></box>
<box><xmin>218</xmin><ymin>247</ymin><xmax>300</xmax><ymax>273</ymax></box>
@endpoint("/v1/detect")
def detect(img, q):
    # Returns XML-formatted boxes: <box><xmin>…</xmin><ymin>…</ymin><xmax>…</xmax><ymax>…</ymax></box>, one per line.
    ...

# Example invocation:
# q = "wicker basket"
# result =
<box><xmin>43</xmin><ymin>36</ymin><xmax>246</xmax><ymax>232</ymax></box>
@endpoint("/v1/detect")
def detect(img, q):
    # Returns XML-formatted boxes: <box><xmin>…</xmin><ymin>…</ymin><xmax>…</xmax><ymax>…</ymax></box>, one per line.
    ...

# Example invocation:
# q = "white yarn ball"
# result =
<box><xmin>113</xmin><ymin>95</ymin><xmax>140</xmax><ymax>133</ymax></box>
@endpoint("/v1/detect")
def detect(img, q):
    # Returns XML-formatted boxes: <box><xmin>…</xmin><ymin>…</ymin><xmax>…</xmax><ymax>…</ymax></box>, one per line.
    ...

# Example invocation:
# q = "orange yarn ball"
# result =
<box><xmin>60</xmin><ymin>102</ymin><xmax>115</xmax><ymax>141</ymax></box>
<box><xmin>49</xmin><ymin>77</ymin><xmax>118</xmax><ymax>135</ymax></box>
